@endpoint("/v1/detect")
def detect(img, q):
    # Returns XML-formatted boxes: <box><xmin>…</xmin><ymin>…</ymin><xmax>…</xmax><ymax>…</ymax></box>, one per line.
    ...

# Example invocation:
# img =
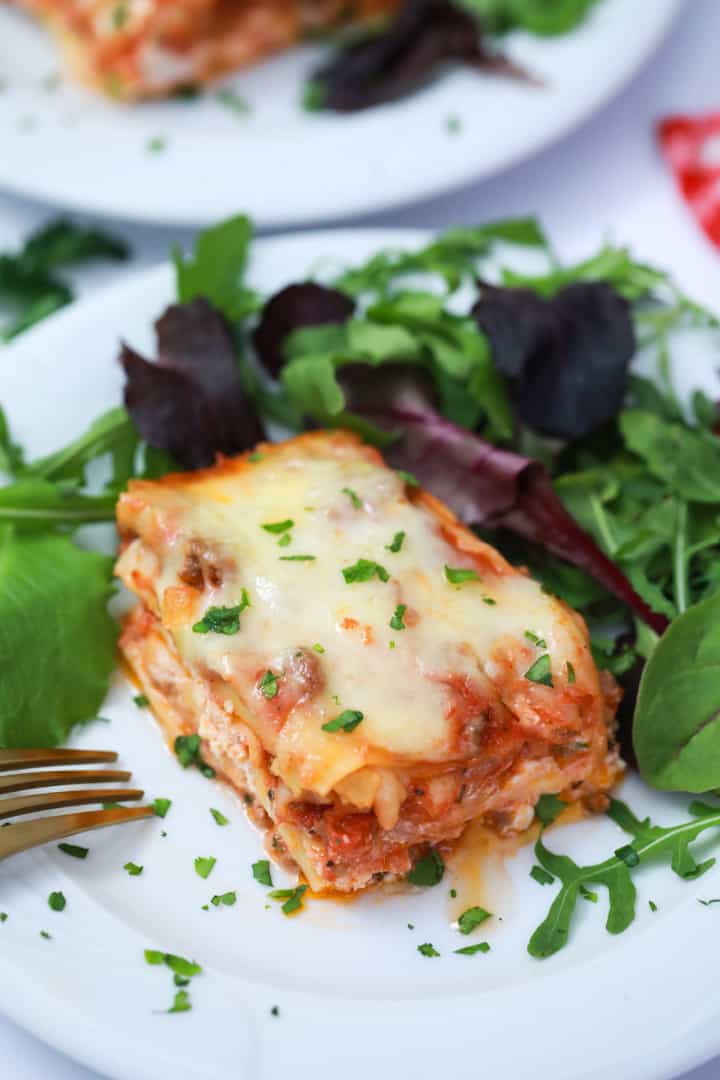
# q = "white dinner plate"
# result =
<box><xmin>0</xmin><ymin>0</ymin><xmax>680</xmax><ymax>227</ymax></box>
<box><xmin>2</xmin><ymin>217</ymin><xmax>720</xmax><ymax>1080</ymax></box>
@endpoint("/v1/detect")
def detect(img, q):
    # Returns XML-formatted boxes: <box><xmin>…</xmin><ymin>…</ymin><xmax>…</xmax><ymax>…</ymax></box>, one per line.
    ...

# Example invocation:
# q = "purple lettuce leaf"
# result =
<box><xmin>121</xmin><ymin>298</ymin><xmax>264</xmax><ymax>470</ymax></box>
<box><xmin>252</xmin><ymin>283</ymin><xmax>355</xmax><ymax>378</ymax></box>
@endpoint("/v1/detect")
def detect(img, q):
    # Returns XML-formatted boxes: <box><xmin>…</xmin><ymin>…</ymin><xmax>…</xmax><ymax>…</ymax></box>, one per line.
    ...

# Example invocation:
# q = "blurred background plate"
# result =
<box><xmin>0</xmin><ymin>0</ymin><xmax>680</xmax><ymax>228</ymax></box>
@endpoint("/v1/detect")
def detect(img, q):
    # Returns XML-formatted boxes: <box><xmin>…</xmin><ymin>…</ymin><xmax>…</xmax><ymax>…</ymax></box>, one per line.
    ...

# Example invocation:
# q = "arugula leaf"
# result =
<box><xmin>634</xmin><ymin>591</ymin><xmax>720</xmax><ymax>791</ymax></box>
<box><xmin>173</xmin><ymin>215</ymin><xmax>257</xmax><ymax>322</ymax></box>
<box><xmin>528</xmin><ymin>798</ymin><xmax>720</xmax><ymax>958</ymax></box>
<box><xmin>459</xmin><ymin>0</ymin><xmax>601</xmax><ymax>36</ymax></box>
<box><xmin>620</xmin><ymin>410</ymin><xmax>720</xmax><ymax>504</ymax></box>
<box><xmin>0</xmin><ymin>531</ymin><xmax>116</xmax><ymax>747</ymax></box>
<box><xmin>19</xmin><ymin>220</ymin><xmax>129</xmax><ymax>274</ymax></box>
<box><xmin>23</xmin><ymin>407</ymin><xmax>137</xmax><ymax>488</ymax></box>
<box><xmin>535</xmin><ymin>794</ymin><xmax>566</xmax><ymax>825</ymax></box>
<box><xmin>0</xmin><ymin>406</ymin><xmax>24</xmax><ymax>475</ymax></box>
<box><xmin>0</xmin><ymin>480</ymin><xmax>116</xmax><ymax>531</ymax></box>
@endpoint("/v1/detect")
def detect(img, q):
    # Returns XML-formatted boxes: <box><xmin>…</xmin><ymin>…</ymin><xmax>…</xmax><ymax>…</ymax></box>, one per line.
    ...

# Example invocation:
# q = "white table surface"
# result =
<box><xmin>0</xmin><ymin>1</ymin><xmax>718</xmax><ymax>1076</ymax></box>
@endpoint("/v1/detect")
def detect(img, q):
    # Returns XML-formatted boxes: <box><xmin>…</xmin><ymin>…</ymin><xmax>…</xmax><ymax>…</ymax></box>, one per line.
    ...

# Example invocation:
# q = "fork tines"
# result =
<box><xmin>0</xmin><ymin>747</ymin><xmax>153</xmax><ymax>860</ymax></box>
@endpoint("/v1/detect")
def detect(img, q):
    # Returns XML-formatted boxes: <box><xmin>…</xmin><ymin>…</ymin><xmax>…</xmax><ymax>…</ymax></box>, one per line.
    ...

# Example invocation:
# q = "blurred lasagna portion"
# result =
<box><xmin>10</xmin><ymin>0</ymin><xmax>399</xmax><ymax>98</ymax></box>
<box><xmin>116</xmin><ymin>431</ymin><xmax>622</xmax><ymax>892</ymax></box>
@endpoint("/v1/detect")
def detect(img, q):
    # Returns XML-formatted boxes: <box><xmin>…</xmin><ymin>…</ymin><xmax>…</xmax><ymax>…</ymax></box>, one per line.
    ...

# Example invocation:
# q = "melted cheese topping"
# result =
<box><xmin>116</xmin><ymin>433</ymin><xmax>602</xmax><ymax>800</ymax></box>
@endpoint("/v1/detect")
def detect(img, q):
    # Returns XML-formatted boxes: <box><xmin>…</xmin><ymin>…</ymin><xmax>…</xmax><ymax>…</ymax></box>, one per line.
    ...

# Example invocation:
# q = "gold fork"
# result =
<box><xmin>0</xmin><ymin>748</ymin><xmax>154</xmax><ymax>860</ymax></box>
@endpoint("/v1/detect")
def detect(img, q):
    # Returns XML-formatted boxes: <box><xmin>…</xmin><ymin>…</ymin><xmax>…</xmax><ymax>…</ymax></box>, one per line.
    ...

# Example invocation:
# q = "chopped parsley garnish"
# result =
<box><xmin>210</xmin><ymin>807</ymin><xmax>229</xmax><ymax>826</ymax></box>
<box><xmin>192</xmin><ymin>592</ymin><xmax>250</xmax><ymax>635</ymax></box>
<box><xmin>168</xmin><ymin>990</ymin><xmax>191</xmax><ymax>1014</ymax></box>
<box><xmin>524</xmin><ymin>630</ymin><xmax>547</xmax><ymax>648</ymax></box>
<box><xmin>407</xmin><ymin>848</ymin><xmax>445</xmax><ymax>886</ymax></box>
<box><xmin>524</xmin><ymin>654</ymin><xmax>553</xmax><ymax>687</ymax></box>
<box><xmin>194</xmin><ymin>856</ymin><xmax>217</xmax><ymax>880</ymax></box>
<box><xmin>385</xmin><ymin>531</ymin><xmax>406</xmax><ymax>553</ymax></box>
<box><xmin>271</xmin><ymin>1006</ymin><xmax>280</xmax><ymax>1017</ymax></box>
<box><xmin>215</xmin><ymin>88</ymin><xmax>251</xmax><ymax>115</ymax></box>
<box><xmin>111</xmin><ymin>2</ymin><xmax>129</xmax><ymax>29</ymax></box>
<box><xmin>258</xmin><ymin>670</ymin><xmax>279</xmax><ymax>699</ymax></box>
<box><xmin>211</xmin><ymin>891</ymin><xmax>237</xmax><ymax>907</ymax></box>
<box><xmin>248</xmin><ymin>451</ymin><xmax>264</xmax><ymax>463</ymax></box>
<box><xmin>444</xmin><ymin>565</ymin><xmax>480</xmax><ymax>585</ymax></box>
<box><xmin>534</xmin><ymin>794</ymin><xmax>565</xmax><ymax>826</ymax></box>
<box><xmin>252</xmin><ymin>860</ymin><xmax>273</xmax><ymax>887</ymax></box>
<box><xmin>279</xmin><ymin>555</ymin><xmax>316</xmax><ymax>562</ymax></box>
<box><xmin>698</xmin><ymin>898</ymin><xmax>720</xmax><ymax>906</ymax></box>
<box><xmin>649</xmin><ymin>900</ymin><xmax>658</xmax><ymax>912</ymax></box>
<box><xmin>40</xmin><ymin>930</ymin><xmax>51</xmax><ymax>940</ymax></box>
<box><xmin>446</xmin><ymin>113</ymin><xmax>462</xmax><ymax>135</ymax></box>
<box><xmin>133</xmin><ymin>694</ymin><xmax>149</xmax><ymax>708</ymax></box>
<box><xmin>145</xmin><ymin>951</ymin><xmax>202</xmax><ymax>978</ymax></box>
<box><xmin>270</xmin><ymin>884</ymin><xmax>307</xmax><ymax>915</ymax></box>
<box><xmin>342</xmin><ymin>487</ymin><xmax>362</xmax><ymax>509</ymax></box>
<box><xmin>566</xmin><ymin>661</ymin><xmax>576</xmax><ymax>684</ymax></box>
<box><xmin>0</xmin><ymin>913</ymin><xmax>7</xmax><ymax>922</ymax></box>
<box><xmin>322</xmin><ymin>709</ymin><xmax>364</xmax><ymax>733</ymax></box>
<box><xmin>312</xmin><ymin>643</ymin><xmax>325</xmax><ymax>654</ymax></box>
<box><xmin>579</xmin><ymin>885</ymin><xmax>598</xmax><ymax>903</ymax></box>
<box><xmin>174</xmin><ymin>734</ymin><xmax>215</xmax><ymax>778</ymax></box>
<box><xmin>417</xmin><ymin>943</ymin><xmax>440</xmax><ymax>958</ymax></box>
<box><xmin>614</xmin><ymin>844</ymin><xmax>640</xmax><ymax>868</ymax></box>
<box><xmin>390</xmin><ymin>604</ymin><xmax>407</xmax><ymax>631</ymax></box>
<box><xmin>174</xmin><ymin>974</ymin><xmax>190</xmax><ymax>987</ymax></box>
<box><xmin>457</xmin><ymin>906</ymin><xmax>491</xmax><ymax>935</ymax></box>
<box><xmin>482</xmin><ymin>597</ymin><xmax>497</xmax><ymax>605</ymax></box>
<box><xmin>57</xmin><ymin>842</ymin><xmax>88</xmax><ymax>859</ymax></box>
<box><xmin>449</xmin><ymin>888</ymin><xmax>457</xmax><ymax>898</ymax></box>
<box><xmin>455</xmin><ymin>942</ymin><xmax>490</xmax><ymax>955</ymax></box>
<box><xmin>389</xmin><ymin>640</ymin><xmax>396</xmax><ymax>649</ymax></box>
<box><xmin>278</xmin><ymin>534</ymin><xmax>291</xmax><ymax>548</ymax></box>
<box><xmin>146</xmin><ymin>136</ymin><xmax>166</xmax><ymax>154</ymax></box>
<box><xmin>397</xmin><ymin>470</ymin><xmax>419</xmax><ymax>487</ymax></box>
<box><xmin>153</xmin><ymin>798</ymin><xmax>172</xmax><ymax>819</ymax></box>
<box><xmin>530</xmin><ymin>865</ymin><xmax>555</xmax><ymax>886</ymax></box>
<box><xmin>262</xmin><ymin>519</ymin><xmax>294</xmax><ymax>535</ymax></box>
<box><xmin>124</xmin><ymin>862</ymin><xmax>143</xmax><ymax>876</ymax></box>
<box><xmin>48</xmin><ymin>891</ymin><xmax>66</xmax><ymax>911</ymax></box>
<box><xmin>342</xmin><ymin>559</ymin><xmax>389</xmax><ymax>584</ymax></box>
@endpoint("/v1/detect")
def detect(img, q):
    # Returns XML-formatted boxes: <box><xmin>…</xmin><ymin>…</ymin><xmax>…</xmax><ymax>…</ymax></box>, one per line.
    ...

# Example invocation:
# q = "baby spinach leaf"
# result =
<box><xmin>634</xmin><ymin>591</ymin><xmax>720</xmax><ymax>791</ymax></box>
<box><xmin>0</xmin><ymin>530</ymin><xmax>116</xmax><ymax>747</ymax></box>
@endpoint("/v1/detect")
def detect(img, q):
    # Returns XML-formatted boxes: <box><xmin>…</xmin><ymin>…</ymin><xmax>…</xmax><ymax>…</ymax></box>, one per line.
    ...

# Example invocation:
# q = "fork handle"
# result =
<box><xmin>0</xmin><ymin>806</ymin><xmax>154</xmax><ymax>860</ymax></box>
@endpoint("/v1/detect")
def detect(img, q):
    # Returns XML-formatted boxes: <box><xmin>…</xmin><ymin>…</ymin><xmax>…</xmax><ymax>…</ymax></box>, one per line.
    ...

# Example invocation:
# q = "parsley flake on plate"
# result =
<box><xmin>153</xmin><ymin>798</ymin><xmax>172</xmax><ymax>819</ymax></box>
<box><xmin>211</xmin><ymin>891</ymin><xmax>237</xmax><ymax>907</ymax></box>
<box><xmin>48</xmin><ymin>891</ymin><xmax>66</xmax><ymax>912</ymax></box>
<box><xmin>40</xmin><ymin>930</ymin><xmax>51</xmax><ymax>940</ymax></box>
<box><xmin>168</xmin><ymin>990</ymin><xmax>191</xmax><ymax>1014</ymax></box>
<box><xmin>258</xmin><ymin>670</ymin><xmax>279</xmax><ymax>699</ymax></box>
<box><xmin>269</xmin><ymin>884</ymin><xmax>307</xmax><ymax>915</ymax></box>
<box><xmin>194</xmin><ymin>856</ymin><xmax>217</xmax><ymax>880</ymax></box>
<box><xmin>252</xmin><ymin>860</ymin><xmax>273</xmax><ymax>887</ymax></box>
<box><xmin>457</xmin><ymin>906</ymin><xmax>491</xmax><ymax>935</ymax></box>
<box><xmin>0</xmin><ymin>913</ymin><xmax>7</xmax><ymax>923</ymax></box>
<box><xmin>279</xmin><ymin>555</ymin><xmax>316</xmax><ymax>562</ymax></box>
<box><xmin>530</xmin><ymin>865</ymin><xmax>555</xmax><ymax>886</ymax></box>
<box><xmin>322</xmin><ymin>709</ymin><xmax>364</xmax><ymax>734</ymax></box>
<box><xmin>455</xmin><ymin>942</ymin><xmax>490</xmax><ymax>955</ymax></box>
<box><xmin>444</xmin><ymin>565</ymin><xmax>480</xmax><ymax>585</ymax></box>
<box><xmin>271</xmin><ymin>1006</ymin><xmax>280</xmax><ymax>1017</ymax></box>
<box><xmin>342</xmin><ymin>559</ymin><xmax>389</xmax><ymax>584</ymax></box>
<box><xmin>144</xmin><ymin>951</ymin><xmax>202</xmax><ymax>978</ymax></box>
<box><xmin>124</xmin><ymin>862</ymin><xmax>143</xmax><ymax>876</ymax></box>
<box><xmin>133</xmin><ymin>694</ymin><xmax>149</xmax><ymax>708</ymax></box>
<box><xmin>524</xmin><ymin>654</ymin><xmax>553</xmax><ymax>687</ymax></box>
<box><xmin>407</xmin><ymin>848</ymin><xmax>445</xmax><ymax>886</ymax></box>
<box><xmin>417</xmin><ymin>943</ymin><xmax>440</xmax><ymax>958</ymax></box>
<box><xmin>57</xmin><ymin>842</ymin><xmax>88</xmax><ymax>859</ymax></box>
<box><xmin>210</xmin><ymin>807</ymin><xmax>230</xmax><ymax>826</ymax></box>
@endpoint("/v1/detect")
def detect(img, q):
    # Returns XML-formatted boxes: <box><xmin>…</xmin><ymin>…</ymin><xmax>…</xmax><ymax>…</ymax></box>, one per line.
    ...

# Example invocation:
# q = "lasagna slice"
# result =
<box><xmin>11</xmin><ymin>0</ymin><xmax>399</xmax><ymax>99</ymax></box>
<box><xmin>116</xmin><ymin>431</ymin><xmax>622</xmax><ymax>892</ymax></box>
